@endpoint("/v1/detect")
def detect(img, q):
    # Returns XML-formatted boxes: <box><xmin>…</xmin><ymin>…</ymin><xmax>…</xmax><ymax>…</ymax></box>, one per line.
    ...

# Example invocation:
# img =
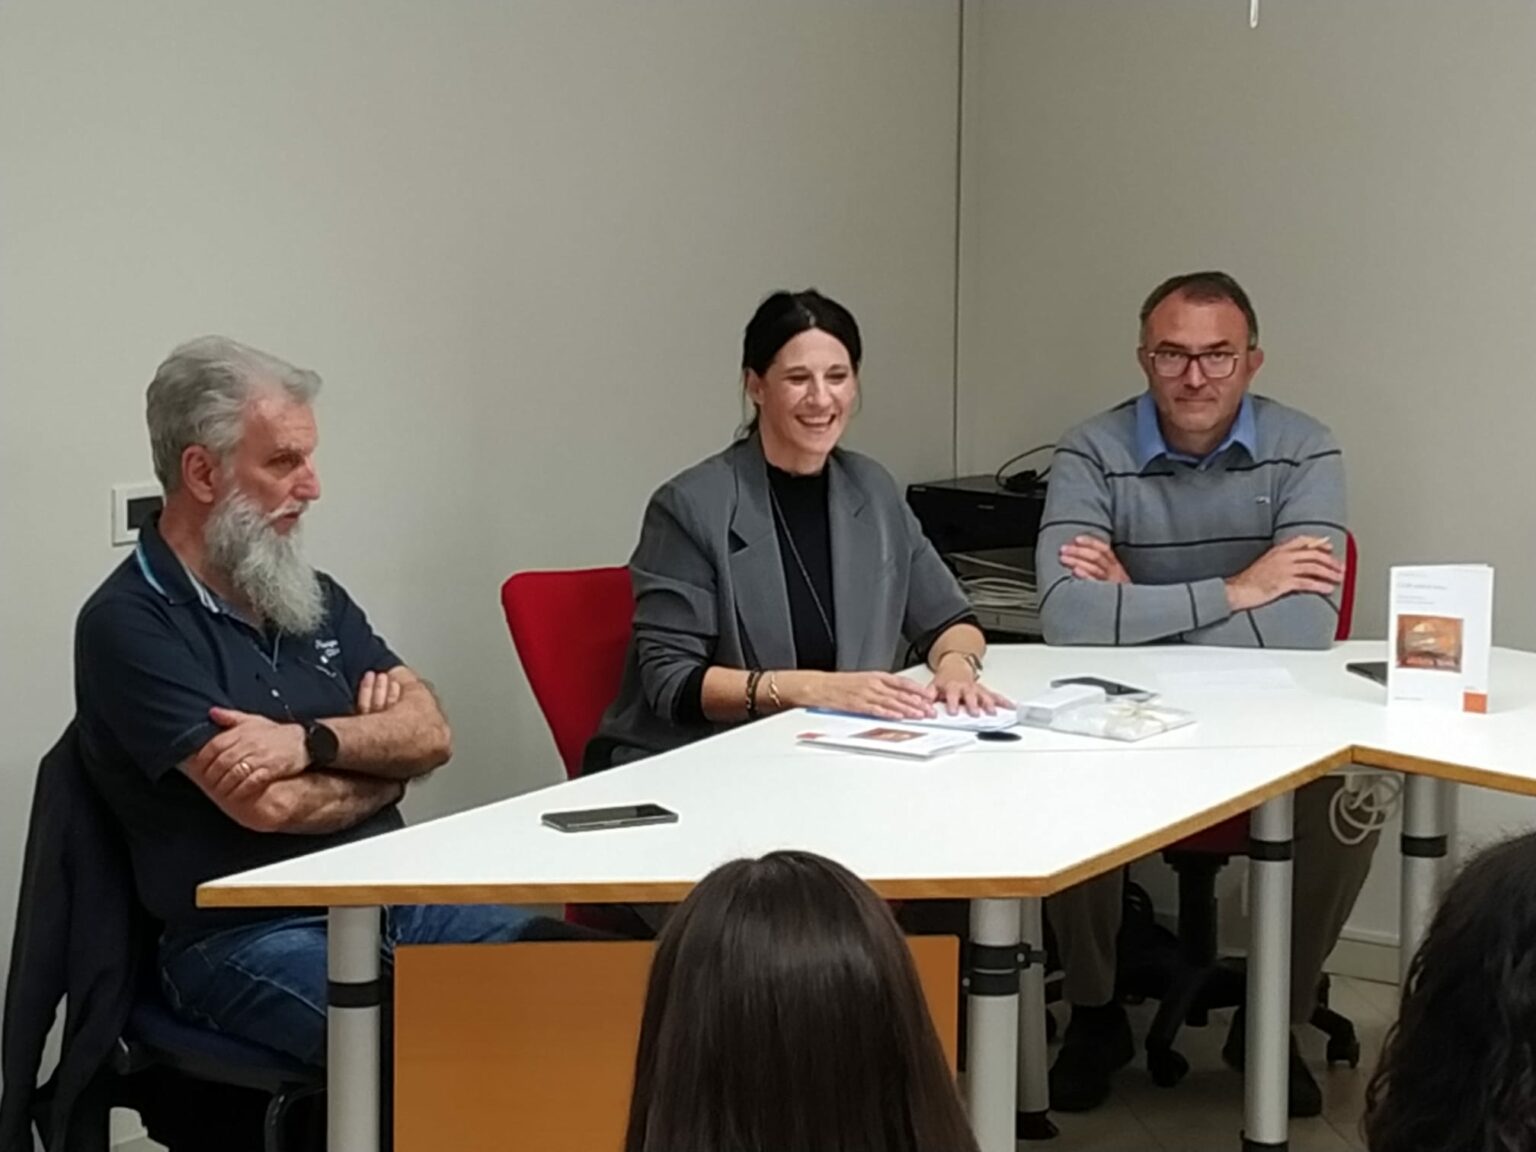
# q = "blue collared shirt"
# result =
<box><xmin>1133</xmin><ymin>392</ymin><xmax>1257</xmax><ymax>472</ymax></box>
<box><xmin>75</xmin><ymin>512</ymin><xmax>404</xmax><ymax>931</ymax></box>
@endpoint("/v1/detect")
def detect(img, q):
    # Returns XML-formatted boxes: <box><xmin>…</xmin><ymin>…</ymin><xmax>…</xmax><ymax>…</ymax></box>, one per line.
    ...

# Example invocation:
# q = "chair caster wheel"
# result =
<box><xmin>1016</xmin><ymin>1111</ymin><xmax>1059</xmax><ymax>1140</ymax></box>
<box><xmin>1148</xmin><ymin>1047</ymin><xmax>1189</xmax><ymax>1087</ymax></box>
<box><xmin>1326</xmin><ymin>1032</ymin><xmax>1361</xmax><ymax>1068</ymax></box>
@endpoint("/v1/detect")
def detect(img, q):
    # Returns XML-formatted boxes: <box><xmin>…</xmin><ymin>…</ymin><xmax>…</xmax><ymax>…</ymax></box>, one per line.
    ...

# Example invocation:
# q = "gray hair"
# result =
<box><xmin>146</xmin><ymin>335</ymin><xmax>322</xmax><ymax>492</ymax></box>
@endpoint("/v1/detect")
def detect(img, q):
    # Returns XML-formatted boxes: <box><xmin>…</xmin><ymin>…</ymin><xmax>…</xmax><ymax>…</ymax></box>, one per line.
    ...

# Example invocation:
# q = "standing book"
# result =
<box><xmin>1387</xmin><ymin>564</ymin><xmax>1494</xmax><ymax>713</ymax></box>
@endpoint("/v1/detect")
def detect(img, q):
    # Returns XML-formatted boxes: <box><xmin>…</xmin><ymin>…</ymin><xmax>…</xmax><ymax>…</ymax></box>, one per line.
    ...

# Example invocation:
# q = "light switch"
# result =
<box><xmin>112</xmin><ymin>483</ymin><xmax>164</xmax><ymax>546</ymax></box>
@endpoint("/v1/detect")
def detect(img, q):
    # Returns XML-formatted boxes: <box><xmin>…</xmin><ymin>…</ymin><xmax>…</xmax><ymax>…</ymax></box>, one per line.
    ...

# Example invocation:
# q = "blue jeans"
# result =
<box><xmin>159</xmin><ymin>904</ymin><xmax>548</xmax><ymax>1066</ymax></box>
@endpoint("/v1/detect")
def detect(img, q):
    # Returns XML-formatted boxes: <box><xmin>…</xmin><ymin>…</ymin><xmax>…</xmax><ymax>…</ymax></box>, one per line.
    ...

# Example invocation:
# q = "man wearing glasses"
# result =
<box><xmin>1033</xmin><ymin>271</ymin><xmax>1376</xmax><ymax>1117</ymax></box>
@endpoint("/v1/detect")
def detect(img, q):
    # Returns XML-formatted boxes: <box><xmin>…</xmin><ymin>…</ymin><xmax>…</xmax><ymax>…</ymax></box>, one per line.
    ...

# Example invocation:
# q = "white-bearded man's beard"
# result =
<box><xmin>204</xmin><ymin>489</ymin><xmax>325</xmax><ymax>636</ymax></box>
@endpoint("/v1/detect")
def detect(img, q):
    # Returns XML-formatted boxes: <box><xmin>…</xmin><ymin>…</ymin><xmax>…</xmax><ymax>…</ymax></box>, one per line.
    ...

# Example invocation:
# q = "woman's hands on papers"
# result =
<box><xmin>800</xmin><ymin>671</ymin><xmax>939</xmax><ymax>721</ymax></box>
<box><xmin>929</xmin><ymin>660</ymin><xmax>1013</xmax><ymax>717</ymax></box>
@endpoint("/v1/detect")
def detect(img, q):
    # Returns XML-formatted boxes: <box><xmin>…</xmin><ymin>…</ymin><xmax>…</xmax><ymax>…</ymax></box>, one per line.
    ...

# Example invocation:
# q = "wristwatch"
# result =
<box><xmin>304</xmin><ymin>720</ymin><xmax>339</xmax><ymax>769</ymax></box>
<box><xmin>940</xmin><ymin>650</ymin><xmax>983</xmax><ymax>678</ymax></box>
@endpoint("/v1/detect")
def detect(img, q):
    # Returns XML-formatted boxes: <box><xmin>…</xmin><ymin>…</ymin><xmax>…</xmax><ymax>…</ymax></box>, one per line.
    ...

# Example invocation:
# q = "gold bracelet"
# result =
<box><xmin>935</xmin><ymin>649</ymin><xmax>982</xmax><ymax>678</ymax></box>
<box><xmin>767</xmin><ymin>672</ymin><xmax>782</xmax><ymax>712</ymax></box>
<box><xmin>745</xmin><ymin>669</ymin><xmax>764</xmax><ymax>719</ymax></box>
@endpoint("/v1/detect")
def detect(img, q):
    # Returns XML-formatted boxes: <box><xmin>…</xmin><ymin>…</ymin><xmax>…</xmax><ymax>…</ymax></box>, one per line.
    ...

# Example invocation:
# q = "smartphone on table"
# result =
<box><xmin>1345</xmin><ymin>661</ymin><xmax>1388</xmax><ymax>686</ymax></box>
<box><xmin>1049</xmin><ymin>676</ymin><xmax>1156</xmax><ymax>702</ymax></box>
<box><xmin>541</xmin><ymin>803</ymin><xmax>679</xmax><ymax>833</ymax></box>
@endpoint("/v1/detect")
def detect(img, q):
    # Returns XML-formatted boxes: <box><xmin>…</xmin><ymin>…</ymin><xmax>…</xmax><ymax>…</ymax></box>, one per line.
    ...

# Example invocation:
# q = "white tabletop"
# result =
<box><xmin>982</xmin><ymin>642</ymin><xmax>1536</xmax><ymax>785</ymax></box>
<box><xmin>198</xmin><ymin>642</ymin><xmax>1536</xmax><ymax>909</ymax></box>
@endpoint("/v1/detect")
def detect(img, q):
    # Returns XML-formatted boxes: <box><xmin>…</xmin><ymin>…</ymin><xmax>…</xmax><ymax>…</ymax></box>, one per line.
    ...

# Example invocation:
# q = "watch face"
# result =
<box><xmin>307</xmin><ymin>722</ymin><xmax>339</xmax><ymax>766</ymax></box>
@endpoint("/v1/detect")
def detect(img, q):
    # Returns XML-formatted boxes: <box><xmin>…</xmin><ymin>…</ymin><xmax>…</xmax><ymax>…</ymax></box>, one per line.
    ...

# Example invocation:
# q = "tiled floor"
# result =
<box><xmin>1039</xmin><ymin>975</ymin><xmax>1396</xmax><ymax>1151</ymax></box>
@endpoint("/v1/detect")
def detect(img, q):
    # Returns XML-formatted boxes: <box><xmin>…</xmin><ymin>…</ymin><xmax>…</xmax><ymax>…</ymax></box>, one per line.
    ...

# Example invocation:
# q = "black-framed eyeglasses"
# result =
<box><xmin>1144</xmin><ymin>348</ymin><xmax>1242</xmax><ymax>380</ymax></box>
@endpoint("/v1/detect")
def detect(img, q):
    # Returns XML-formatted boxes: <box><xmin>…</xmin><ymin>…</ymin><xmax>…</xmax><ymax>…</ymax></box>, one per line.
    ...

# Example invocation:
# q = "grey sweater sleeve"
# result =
<box><xmin>1181</xmin><ymin>436</ymin><xmax>1347</xmax><ymax>650</ymax></box>
<box><xmin>1035</xmin><ymin>442</ymin><xmax>1230</xmax><ymax>646</ymax></box>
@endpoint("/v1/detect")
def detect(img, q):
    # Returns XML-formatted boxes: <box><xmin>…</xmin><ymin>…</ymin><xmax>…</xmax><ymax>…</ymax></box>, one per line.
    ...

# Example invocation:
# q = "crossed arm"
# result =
<box><xmin>179</xmin><ymin>667</ymin><xmax>451</xmax><ymax>833</ymax></box>
<box><xmin>1035</xmin><ymin>438</ymin><xmax>1347</xmax><ymax>648</ymax></box>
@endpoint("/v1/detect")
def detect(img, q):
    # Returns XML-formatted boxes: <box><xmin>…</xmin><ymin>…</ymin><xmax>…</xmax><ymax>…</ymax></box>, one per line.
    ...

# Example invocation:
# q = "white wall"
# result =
<box><xmin>0</xmin><ymin>0</ymin><xmax>961</xmax><ymax>1070</ymax></box>
<box><xmin>957</xmin><ymin>0</ymin><xmax>1536</xmax><ymax>949</ymax></box>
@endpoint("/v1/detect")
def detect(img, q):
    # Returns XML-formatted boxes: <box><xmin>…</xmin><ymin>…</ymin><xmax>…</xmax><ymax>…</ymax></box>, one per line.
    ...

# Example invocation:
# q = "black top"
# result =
<box><xmin>766</xmin><ymin>464</ymin><xmax>838</xmax><ymax>672</ymax></box>
<box><xmin>674</xmin><ymin>464</ymin><xmax>839</xmax><ymax>723</ymax></box>
<box><xmin>74</xmin><ymin>514</ymin><xmax>404</xmax><ymax>935</ymax></box>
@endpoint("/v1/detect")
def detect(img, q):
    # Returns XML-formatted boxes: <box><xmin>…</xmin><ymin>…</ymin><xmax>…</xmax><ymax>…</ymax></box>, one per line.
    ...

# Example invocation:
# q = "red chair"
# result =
<box><xmin>501</xmin><ymin>567</ymin><xmax>640</xmax><ymax>934</ymax></box>
<box><xmin>1141</xmin><ymin>533</ymin><xmax>1360</xmax><ymax>1086</ymax></box>
<box><xmin>500</xmin><ymin>567</ymin><xmax>634</xmax><ymax>780</ymax></box>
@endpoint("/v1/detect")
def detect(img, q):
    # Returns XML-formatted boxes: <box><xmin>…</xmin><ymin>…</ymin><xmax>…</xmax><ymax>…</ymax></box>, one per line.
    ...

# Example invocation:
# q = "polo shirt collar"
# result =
<box><xmin>133</xmin><ymin>512</ymin><xmax>232</xmax><ymax>616</ymax></box>
<box><xmin>1133</xmin><ymin>391</ymin><xmax>1256</xmax><ymax>471</ymax></box>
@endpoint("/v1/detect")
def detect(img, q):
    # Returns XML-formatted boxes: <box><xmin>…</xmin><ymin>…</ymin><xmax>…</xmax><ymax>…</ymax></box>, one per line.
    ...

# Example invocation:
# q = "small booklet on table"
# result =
<box><xmin>797</xmin><ymin>723</ymin><xmax>974</xmax><ymax>760</ymax></box>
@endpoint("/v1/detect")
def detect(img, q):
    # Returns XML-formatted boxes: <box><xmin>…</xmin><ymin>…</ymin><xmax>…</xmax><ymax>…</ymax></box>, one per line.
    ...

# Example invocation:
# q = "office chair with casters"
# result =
<box><xmin>111</xmin><ymin>990</ymin><xmax>324</xmax><ymax>1152</ymax></box>
<box><xmin>501</xmin><ymin>566</ymin><xmax>648</xmax><ymax>936</ymax></box>
<box><xmin>1142</xmin><ymin>533</ymin><xmax>1361</xmax><ymax>1090</ymax></box>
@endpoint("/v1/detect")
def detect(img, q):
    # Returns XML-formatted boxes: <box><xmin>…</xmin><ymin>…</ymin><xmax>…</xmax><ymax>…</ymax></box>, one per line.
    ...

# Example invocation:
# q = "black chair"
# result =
<box><xmin>3</xmin><ymin>720</ymin><xmax>326</xmax><ymax>1152</ymax></box>
<box><xmin>110</xmin><ymin>992</ymin><xmax>324</xmax><ymax>1152</ymax></box>
<box><xmin>1132</xmin><ymin>846</ymin><xmax>1360</xmax><ymax>1087</ymax></box>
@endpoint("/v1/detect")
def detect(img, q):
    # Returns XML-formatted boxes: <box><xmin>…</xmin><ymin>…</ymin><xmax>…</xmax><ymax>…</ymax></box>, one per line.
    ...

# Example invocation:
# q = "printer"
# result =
<box><xmin>905</xmin><ymin>474</ymin><xmax>1046</xmax><ymax>640</ymax></box>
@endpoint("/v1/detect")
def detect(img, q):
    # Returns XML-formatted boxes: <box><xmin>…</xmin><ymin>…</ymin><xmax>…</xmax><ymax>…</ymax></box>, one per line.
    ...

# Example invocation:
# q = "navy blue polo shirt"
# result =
<box><xmin>74</xmin><ymin>513</ymin><xmax>405</xmax><ymax>935</ymax></box>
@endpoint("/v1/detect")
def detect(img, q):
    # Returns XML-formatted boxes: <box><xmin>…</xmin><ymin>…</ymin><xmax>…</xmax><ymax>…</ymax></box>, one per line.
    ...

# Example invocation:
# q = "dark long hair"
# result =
<box><xmin>1364</xmin><ymin>830</ymin><xmax>1536</xmax><ymax>1151</ymax></box>
<box><xmin>624</xmin><ymin>850</ymin><xmax>979</xmax><ymax>1152</ymax></box>
<box><xmin>739</xmin><ymin>289</ymin><xmax>862</xmax><ymax>435</ymax></box>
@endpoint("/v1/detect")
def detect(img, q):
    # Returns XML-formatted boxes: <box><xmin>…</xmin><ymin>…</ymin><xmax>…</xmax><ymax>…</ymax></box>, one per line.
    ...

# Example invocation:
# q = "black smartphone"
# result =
<box><xmin>1345</xmin><ymin>660</ymin><xmax>1388</xmax><ymax>687</ymax></box>
<box><xmin>1050</xmin><ymin>676</ymin><xmax>1154</xmax><ymax>700</ymax></box>
<box><xmin>541</xmin><ymin>803</ymin><xmax>679</xmax><ymax>833</ymax></box>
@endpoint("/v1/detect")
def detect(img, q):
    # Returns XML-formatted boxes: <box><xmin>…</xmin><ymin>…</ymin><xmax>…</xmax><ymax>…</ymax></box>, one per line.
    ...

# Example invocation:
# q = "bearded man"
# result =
<box><xmin>75</xmin><ymin>336</ymin><xmax>572</xmax><ymax>1066</ymax></box>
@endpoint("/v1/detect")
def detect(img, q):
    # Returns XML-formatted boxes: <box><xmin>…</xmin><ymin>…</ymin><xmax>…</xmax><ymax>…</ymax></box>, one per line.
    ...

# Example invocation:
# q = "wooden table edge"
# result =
<box><xmin>1349</xmin><ymin>744</ymin><xmax>1536</xmax><ymax>797</ymax></box>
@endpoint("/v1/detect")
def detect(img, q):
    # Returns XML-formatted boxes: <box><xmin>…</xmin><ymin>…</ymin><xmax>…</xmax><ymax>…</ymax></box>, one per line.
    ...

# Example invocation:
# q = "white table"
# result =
<box><xmin>199</xmin><ymin>641</ymin><xmax>1536</xmax><ymax>1152</ymax></box>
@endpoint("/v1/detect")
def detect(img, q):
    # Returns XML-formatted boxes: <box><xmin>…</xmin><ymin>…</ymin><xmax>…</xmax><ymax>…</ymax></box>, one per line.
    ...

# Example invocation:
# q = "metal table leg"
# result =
<box><xmin>1400</xmin><ymin>773</ymin><xmax>1448</xmax><ymax>985</ymax></box>
<box><xmin>328</xmin><ymin>906</ymin><xmax>382</xmax><ymax>1152</ymax></box>
<box><xmin>967</xmin><ymin>898</ymin><xmax>1022</xmax><ymax>1152</ymax></box>
<box><xmin>1244</xmin><ymin>793</ymin><xmax>1294</xmax><ymax>1151</ymax></box>
<box><xmin>1016</xmin><ymin>896</ymin><xmax>1058</xmax><ymax>1140</ymax></box>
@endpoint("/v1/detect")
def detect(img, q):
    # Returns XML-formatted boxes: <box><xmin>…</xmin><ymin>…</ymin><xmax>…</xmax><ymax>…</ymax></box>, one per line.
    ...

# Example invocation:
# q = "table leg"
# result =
<box><xmin>1015</xmin><ymin>896</ymin><xmax>1058</xmax><ymax>1140</ymax></box>
<box><xmin>1245</xmin><ymin>792</ymin><xmax>1294</xmax><ymax>1151</ymax></box>
<box><xmin>329</xmin><ymin>906</ymin><xmax>383</xmax><ymax>1152</ymax></box>
<box><xmin>1399</xmin><ymin>773</ymin><xmax>1447</xmax><ymax>986</ymax></box>
<box><xmin>966</xmin><ymin>898</ymin><xmax>1021</xmax><ymax>1152</ymax></box>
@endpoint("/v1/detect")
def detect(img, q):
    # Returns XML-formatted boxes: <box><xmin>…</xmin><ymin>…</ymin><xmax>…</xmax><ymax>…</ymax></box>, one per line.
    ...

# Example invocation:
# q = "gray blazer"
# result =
<box><xmin>588</xmin><ymin>434</ymin><xmax>972</xmax><ymax>769</ymax></box>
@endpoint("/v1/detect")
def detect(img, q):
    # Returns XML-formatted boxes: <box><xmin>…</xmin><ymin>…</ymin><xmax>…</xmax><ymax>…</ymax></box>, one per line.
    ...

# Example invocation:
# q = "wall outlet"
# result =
<box><xmin>112</xmin><ymin>483</ymin><xmax>163</xmax><ymax>546</ymax></box>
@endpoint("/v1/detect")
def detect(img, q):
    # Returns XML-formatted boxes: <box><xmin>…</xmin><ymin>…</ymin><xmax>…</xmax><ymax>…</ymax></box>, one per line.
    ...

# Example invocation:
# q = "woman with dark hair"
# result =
<box><xmin>624</xmin><ymin>850</ymin><xmax>981</xmax><ymax>1152</ymax></box>
<box><xmin>1363</xmin><ymin>829</ymin><xmax>1536</xmax><ymax>1151</ymax></box>
<box><xmin>587</xmin><ymin>289</ymin><xmax>1005</xmax><ymax>770</ymax></box>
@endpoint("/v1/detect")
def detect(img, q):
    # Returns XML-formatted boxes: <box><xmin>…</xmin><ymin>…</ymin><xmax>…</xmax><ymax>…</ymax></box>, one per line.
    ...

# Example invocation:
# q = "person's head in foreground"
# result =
<box><xmin>624</xmin><ymin>850</ymin><xmax>980</xmax><ymax>1152</ymax></box>
<box><xmin>1364</xmin><ymin>829</ymin><xmax>1536</xmax><ymax>1151</ymax></box>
